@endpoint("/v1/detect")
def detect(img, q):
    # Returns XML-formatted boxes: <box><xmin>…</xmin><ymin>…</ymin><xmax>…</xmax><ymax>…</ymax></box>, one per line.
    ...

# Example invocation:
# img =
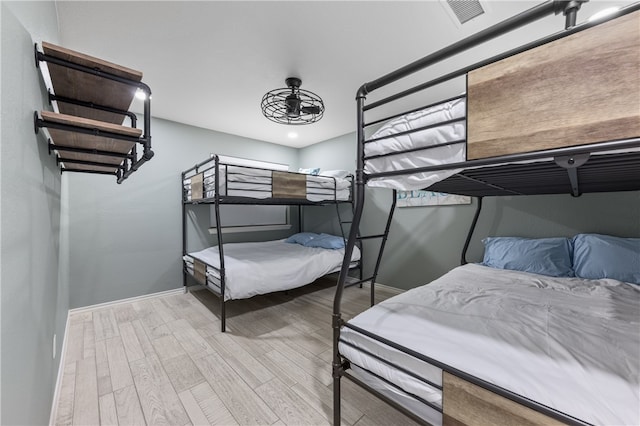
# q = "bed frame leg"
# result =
<box><xmin>333</xmin><ymin>373</ymin><xmax>342</xmax><ymax>425</ymax></box>
<box><xmin>221</xmin><ymin>299</ymin><xmax>226</xmax><ymax>332</ymax></box>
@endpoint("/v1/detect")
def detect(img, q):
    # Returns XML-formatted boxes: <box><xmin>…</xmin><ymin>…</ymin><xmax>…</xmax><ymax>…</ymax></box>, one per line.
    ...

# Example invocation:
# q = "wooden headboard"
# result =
<box><xmin>467</xmin><ymin>10</ymin><xmax>640</xmax><ymax>160</ymax></box>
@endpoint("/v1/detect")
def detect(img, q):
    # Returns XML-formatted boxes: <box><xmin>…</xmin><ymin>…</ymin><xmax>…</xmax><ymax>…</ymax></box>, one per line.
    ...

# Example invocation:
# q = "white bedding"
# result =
<box><xmin>184</xmin><ymin>239</ymin><xmax>360</xmax><ymax>300</ymax></box>
<box><xmin>184</xmin><ymin>167</ymin><xmax>351</xmax><ymax>201</ymax></box>
<box><xmin>365</xmin><ymin>97</ymin><xmax>466</xmax><ymax>191</ymax></box>
<box><xmin>340</xmin><ymin>263</ymin><xmax>640</xmax><ymax>425</ymax></box>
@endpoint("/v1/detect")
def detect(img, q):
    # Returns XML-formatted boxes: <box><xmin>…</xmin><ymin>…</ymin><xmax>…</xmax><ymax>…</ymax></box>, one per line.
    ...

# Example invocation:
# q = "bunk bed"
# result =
<box><xmin>182</xmin><ymin>155</ymin><xmax>359</xmax><ymax>332</ymax></box>
<box><xmin>333</xmin><ymin>1</ymin><xmax>640</xmax><ymax>425</ymax></box>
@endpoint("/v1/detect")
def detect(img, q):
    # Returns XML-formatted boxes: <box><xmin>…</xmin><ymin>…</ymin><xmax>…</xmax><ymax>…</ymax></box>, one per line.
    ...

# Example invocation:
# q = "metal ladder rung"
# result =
<box><xmin>358</xmin><ymin>234</ymin><xmax>386</xmax><ymax>240</ymax></box>
<box><xmin>344</xmin><ymin>277</ymin><xmax>373</xmax><ymax>288</ymax></box>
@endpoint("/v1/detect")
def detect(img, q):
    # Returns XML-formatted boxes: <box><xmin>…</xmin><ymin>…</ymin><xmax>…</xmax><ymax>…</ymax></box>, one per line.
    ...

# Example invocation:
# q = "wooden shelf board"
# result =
<box><xmin>57</xmin><ymin>151</ymin><xmax>125</xmax><ymax>167</ymax></box>
<box><xmin>61</xmin><ymin>163</ymin><xmax>118</xmax><ymax>173</ymax></box>
<box><xmin>42</xmin><ymin>41</ymin><xmax>142</xmax><ymax>124</ymax></box>
<box><xmin>41</xmin><ymin>110</ymin><xmax>141</xmax><ymax>138</ymax></box>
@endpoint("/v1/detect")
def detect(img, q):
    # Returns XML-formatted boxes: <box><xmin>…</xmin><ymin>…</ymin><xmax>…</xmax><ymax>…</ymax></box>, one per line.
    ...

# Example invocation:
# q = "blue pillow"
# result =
<box><xmin>572</xmin><ymin>234</ymin><xmax>640</xmax><ymax>284</ymax></box>
<box><xmin>285</xmin><ymin>232</ymin><xmax>319</xmax><ymax>245</ymax></box>
<box><xmin>482</xmin><ymin>236</ymin><xmax>574</xmax><ymax>277</ymax></box>
<box><xmin>304</xmin><ymin>233</ymin><xmax>345</xmax><ymax>249</ymax></box>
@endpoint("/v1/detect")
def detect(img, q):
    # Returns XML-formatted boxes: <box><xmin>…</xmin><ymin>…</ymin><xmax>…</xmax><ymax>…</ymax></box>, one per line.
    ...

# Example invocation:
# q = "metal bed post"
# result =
<box><xmin>182</xmin><ymin>170</ymin><xmax>189</xmax><ymax>293</ymax></box>
<box><xmin>212</xmin><ymin>155</ymin><xmax>227</xmax><ymax>332</ymax></box>
<box><xmin>333</xmin><ymin>87</ymin><xmax>368</xmax><ymax>426</ymax></box>
<box><xmin>461</xmin><ymin>197</ymin><xmax>483</xmax><ymax>265</ymax></box>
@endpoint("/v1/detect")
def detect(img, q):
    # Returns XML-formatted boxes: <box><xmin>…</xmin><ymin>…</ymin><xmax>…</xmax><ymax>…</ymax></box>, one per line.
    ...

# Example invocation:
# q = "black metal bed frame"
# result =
<box><xmin>333</xmin><ymin>1</ymin><xmax>640</xmax><ymax>425</ymax></box>
<box><xmin>181</xmin><ymin>154</ymin><xmax>363</xmax><ymax>332</ymax></box>
<box><xmin>33</xmin><ymin>44</ymin><xmax>153</xmax><ymax>184</ymax></box>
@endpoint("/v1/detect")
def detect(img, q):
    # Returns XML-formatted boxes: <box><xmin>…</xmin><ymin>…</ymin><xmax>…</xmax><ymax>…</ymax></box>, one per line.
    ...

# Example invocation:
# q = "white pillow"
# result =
<box><xmin>298</xmin><ymin>167</ymin><xmax>320</xmax><ymax>175</ymax></box>
<box><xmin>319</xmin><ymin>169</ymin><xmax>350</xmax><ymax>178</ymax></box>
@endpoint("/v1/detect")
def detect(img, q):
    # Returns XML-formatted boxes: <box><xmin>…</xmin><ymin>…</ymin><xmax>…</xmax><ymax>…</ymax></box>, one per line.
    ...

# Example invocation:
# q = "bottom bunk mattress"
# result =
<box><xmin>184</xmin><ymin>239</ymin><xmax>360</xmax><ymax>301</ymax></box>
<box><xmin>339</xmin><ymin>263</ymin><xmax>640</xmax><ymax>426</ymax></box>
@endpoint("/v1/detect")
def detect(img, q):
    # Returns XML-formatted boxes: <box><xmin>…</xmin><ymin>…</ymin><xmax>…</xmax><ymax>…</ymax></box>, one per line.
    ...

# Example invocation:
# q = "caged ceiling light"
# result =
<box><xmin>261</xmin><ymin>77</ymin><xmax>324</xmax><ymax>125</ymax></box>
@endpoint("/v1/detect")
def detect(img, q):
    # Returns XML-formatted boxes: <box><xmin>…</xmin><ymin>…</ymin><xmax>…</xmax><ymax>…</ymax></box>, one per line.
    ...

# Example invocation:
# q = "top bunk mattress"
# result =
<box><xmin>339</xmin><ymin>263</ymin><xmax>640</xmax><ymax>426</ymax></box>
<box><xmin>183</xmin><ymin>165</ymin><xmax>352</xmax><ymax>202</ymax></box>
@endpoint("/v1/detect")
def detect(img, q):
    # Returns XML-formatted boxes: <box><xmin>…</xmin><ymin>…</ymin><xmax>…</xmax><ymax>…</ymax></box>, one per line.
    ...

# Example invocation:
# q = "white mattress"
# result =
<box><xmin>340</xmin><ymin>263</ymin><xmax>640</xmax><ymax>425</ymax></box>
<box><xmin>184</xmin><ymin>167</ymin><xmax>351</xmax><ymax>202</ymax></box>
<box><xmin>184</xmin><ymin>239</ymin><xmax>360</xmax><ymax>301</ymax></box>
<box><xmin>364</xmin><ymin>97</ymin><xmax>466</xmax><ymax>191</ymax></box>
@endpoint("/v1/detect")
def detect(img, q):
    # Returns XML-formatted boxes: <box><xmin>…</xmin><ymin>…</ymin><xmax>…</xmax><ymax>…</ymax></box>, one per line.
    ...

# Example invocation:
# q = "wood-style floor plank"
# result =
<box><xmin>189</xmin><ymin>382</ymin><xmax>238</xmax><ymax>426</ymax></box>
<box><xmin>254</xmin><ymin>378</ymin><xmax>328</xmax><ymax>426</ymax></box>
<box><xmin>113</xmin><ymin>384</ymin><xmax>146</xmax><ymax>426</ymax></box>
<box><xmin>98</xmin><ymin>393</ymin><xmax>118</xmax><ymax>426</ymax></box>
<box><xmin>54</xmin><ymin>360</ymin><xmax>76</xmax><ymax>426</ymax></box>
<box><xmin>197</xmin><ymin>352</ymin><xmax>278</xmax><ymax>425</ymax></box>
<box><xmin>94</xmin><ymin>308</ymin><xmax>120</xmax><ymax>341</ymax></box>
<box><xmin>54</xmin><ymin>279</ymin><xmax>414</xmax><ymax>425</ymax></box>
<box><xmin>73</xmin><ymin>357</ymin><xmax>100</xmax><ymax>426</ymax></box>
<box><xmin>105</xmin><ymin>336</ymin><xmax>134</xmax><ymax>391</ymax></box>
<box><xmin>119</xmin><ymin>321</ymin><xmax>146</xmax><ymax>363</ymax></box>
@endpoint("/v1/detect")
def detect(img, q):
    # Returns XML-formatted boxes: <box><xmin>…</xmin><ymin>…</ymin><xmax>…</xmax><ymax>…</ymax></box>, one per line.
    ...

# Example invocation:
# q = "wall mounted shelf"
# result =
<box><xmin>34</xmin><ymin>41</ymin><xmax>153</xmax><ymax>183</ymax></box>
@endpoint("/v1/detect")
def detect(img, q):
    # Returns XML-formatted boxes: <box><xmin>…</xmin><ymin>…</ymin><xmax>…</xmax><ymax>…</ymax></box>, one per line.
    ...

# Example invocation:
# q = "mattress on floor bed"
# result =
<box><xmin>339</xmin><ymin>263</ymin><xmax>640</xmax><ymax>426</ymax></box>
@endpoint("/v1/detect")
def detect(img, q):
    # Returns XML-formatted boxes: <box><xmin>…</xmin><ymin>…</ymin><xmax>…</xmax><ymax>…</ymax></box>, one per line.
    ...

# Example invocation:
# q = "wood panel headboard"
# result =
<box><xmin>467</xmin><ymin>11</ymin><xmax>640</xmax><ymax>160</ymax></box>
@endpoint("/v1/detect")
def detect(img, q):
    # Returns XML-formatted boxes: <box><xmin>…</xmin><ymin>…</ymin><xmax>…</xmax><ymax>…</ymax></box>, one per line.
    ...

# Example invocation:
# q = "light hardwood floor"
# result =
<box><xmin>54</xmin><ymin>279</ymin><xmax>421</xmax><ymax>425</ymax></box>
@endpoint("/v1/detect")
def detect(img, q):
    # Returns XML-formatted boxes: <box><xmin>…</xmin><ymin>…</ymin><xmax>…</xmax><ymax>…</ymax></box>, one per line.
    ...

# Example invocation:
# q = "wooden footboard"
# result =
<box><xmin>467</xmin><ymin>10</ymin><xmax>640</xmax><ymax>160</ymax></box>
<box><xmin>442</xmin><ymin>372</ymin><xmax>564</xmax><ymax>426</ymax></box>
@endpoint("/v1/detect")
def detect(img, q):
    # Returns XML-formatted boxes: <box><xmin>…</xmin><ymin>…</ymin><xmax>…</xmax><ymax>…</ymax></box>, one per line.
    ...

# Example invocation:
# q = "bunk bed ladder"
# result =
<box><xmin>345</xmin><ymin>189</ymin><xmax>397</xmax><ymax>305</ymax></box>
<box><xmin>335</xmin><ymin>188</ymin><xmax>364</xmax><ymax>288</ymax></box>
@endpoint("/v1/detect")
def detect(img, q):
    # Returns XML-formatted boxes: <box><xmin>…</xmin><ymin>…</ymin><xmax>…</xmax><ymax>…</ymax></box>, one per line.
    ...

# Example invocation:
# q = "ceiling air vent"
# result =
<box><xmin>446</xmin><ymin>0</ymin><xmax>485</xmax><ymax>24</ymax></box>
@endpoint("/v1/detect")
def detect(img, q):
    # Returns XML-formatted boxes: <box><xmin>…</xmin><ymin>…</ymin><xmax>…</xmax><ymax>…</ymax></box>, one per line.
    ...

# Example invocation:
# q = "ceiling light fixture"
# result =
<box><xmin>261</xmin><ymin>77</ymin><xmax>324</xmax><ymax>125</ymax></box>
<box><xmin>287</xmin><ymin>132</ymin><xmax>298</xmax><ymax>139</ymax></box>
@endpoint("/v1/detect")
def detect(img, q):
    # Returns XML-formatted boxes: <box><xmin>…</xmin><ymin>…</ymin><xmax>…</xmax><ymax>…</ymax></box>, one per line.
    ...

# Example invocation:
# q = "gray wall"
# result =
<box><xmin>300</xmin><ymin>132</ymin><xmax>640</xmax><ymax>290</ymax></box>
<box><xmin>1</xmin><ymin>2</ymin><xmax>64</xmax><ymax>424</ymax></box>
<box><xmin>66</xmin><ymin>117</ymin><xmax>299</xmax><ymax>308</ymax></box>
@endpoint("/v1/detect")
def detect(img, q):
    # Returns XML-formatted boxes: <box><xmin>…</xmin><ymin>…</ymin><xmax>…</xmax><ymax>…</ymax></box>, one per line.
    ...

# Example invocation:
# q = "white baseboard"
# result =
<box><xmin>69</xmin><ymin>287</ymin><xmax>184</xmax><ymax>315</ymax></box>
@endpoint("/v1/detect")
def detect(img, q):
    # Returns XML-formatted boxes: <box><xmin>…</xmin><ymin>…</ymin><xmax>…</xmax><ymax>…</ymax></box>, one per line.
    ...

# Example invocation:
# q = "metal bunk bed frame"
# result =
<box><xmin>182</xmin><ymin>154</ymin><xmax>361</xmax><ymax>332</ymax></box>
<box><xmin>333</xmin><ymin>1</ymin><xmax>640</xmax><ymax>425</ymax></box>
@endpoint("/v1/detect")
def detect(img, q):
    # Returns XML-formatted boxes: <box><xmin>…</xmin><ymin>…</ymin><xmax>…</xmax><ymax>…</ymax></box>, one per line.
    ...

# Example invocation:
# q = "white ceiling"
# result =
<box><xmin>54</xmin><ymin>1</ymin><xmax>629</xmax><ymax>148</ymax></box>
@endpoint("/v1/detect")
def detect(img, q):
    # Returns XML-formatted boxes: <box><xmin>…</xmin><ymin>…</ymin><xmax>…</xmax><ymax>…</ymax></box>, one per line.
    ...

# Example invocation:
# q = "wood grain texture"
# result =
<box><xmin>41</xmin><ymin>111</ymin><xmax>142</xmax><ymax>137</ymax></box>
<box><xmin>54</xmin><ymin>361</ymin><xmax>76</xmax><ymax>426</ymax></box>
<box><xmin>42</xmin><ymin>41</ymin><xmax>141</xmax><ymax>124</ymax></box>
<box><xmin>113</xmin><ymin>385</ymin><xmax>146</xmax><ymax>426</ymax></box>
<box><xmin>467</xmin><ymin>11</ymin><xmax>640</xmax><ymax>160</ymax></box>
<box><xmin>98</xmin><ymin>393</ymin><xmax>118</xmax><ymax>426</ymax></box>
<box><xmin>442</xmin><ymin>372</ymin><xmax>564</xmax><ymax>426</ymax></box>
<box><xmin>54</xmin><ymin>280</ymin><xmax>421</xmax><ymax>425</ymax></box>
<box><xmin>254</xmin><ymin>378</ymin><xmax>328</xmax><ymax>426</ymax></box>
<box><xmin>105</xmin><ymin>336</ymin><xmax>134</xmax><ymax>391</ymax></box>
<box><xmin>272</xmin><ymin>171</ymin><xmax>306</xmax><ymax>199</ymax></box>
<box><xmin>193</xmin><ymin>259</ymin><xmax>207</xmax><ymax>285</ymax></box>
<box><xmin>73</xmin><ymin>357</ymin><xmax>100</xmax><ymax>426</ymax></box>
<box><xmin>129</xmin><ymin>354</ymin><xmax>190</xmax><ymax>426</ymax></box>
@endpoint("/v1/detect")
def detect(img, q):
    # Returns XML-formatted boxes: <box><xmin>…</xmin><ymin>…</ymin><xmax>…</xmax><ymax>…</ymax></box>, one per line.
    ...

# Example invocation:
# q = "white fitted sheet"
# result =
<box><xmin>340</xmin><ymin>263</ymin><xmax>640</xmax><ymax>425</ymax></box>
<box><xmin>184</xmin><ymin>239</ymin><xmax>360</xmax><ymax>300</ymax></box>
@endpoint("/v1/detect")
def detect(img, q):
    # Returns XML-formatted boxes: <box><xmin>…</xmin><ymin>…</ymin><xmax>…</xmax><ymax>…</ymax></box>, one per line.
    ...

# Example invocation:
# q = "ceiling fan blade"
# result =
<box><xmin>301</xmin><ymin>105</ymin><xmax>321</xmax><ymax>114</ymax></box>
